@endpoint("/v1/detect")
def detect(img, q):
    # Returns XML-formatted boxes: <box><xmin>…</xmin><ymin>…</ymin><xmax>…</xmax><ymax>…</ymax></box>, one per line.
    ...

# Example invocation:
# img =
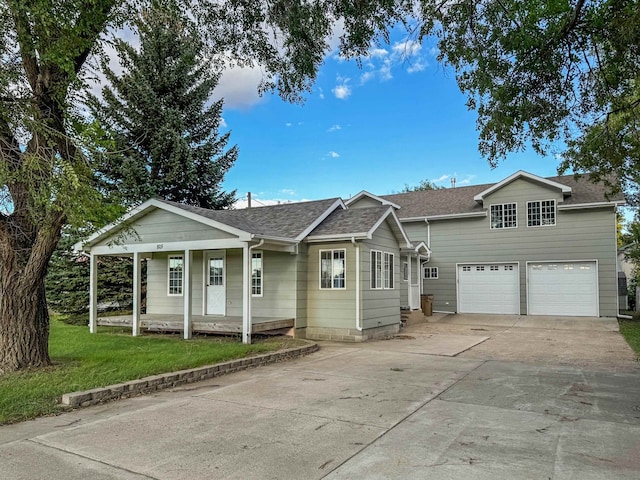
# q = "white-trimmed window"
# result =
<box><xmin>168</xmin><ymin>255</ymin><xmax>184</xmax><ymax>296</ymax></box>
<box><xmin>490</xmin><ymin>203</ymin><xmax>517</xmax><ymax>229</ymax></box>
<box><xmin>252</xmin><ymin>251</ymin><xmax>263</xmax><ymax>296</ymax></box>
<box><xmin>320</xmin><ymin>249</ymin><xmax>346</xmax><ymax>289</ymax></box>
<box><xmin>424</xmin><ymin>266</ymin><xmax>438</xmax><ymax>279</ymax></box>
<box><xmin>403</xmin><ymin>262</ymin><xmax>409</xmax><ymax>282</ymax></box>
<box><xmin>527</xmin><ymin>200</ymin><xmax>556</xmax><ymax>227</ymax></box>
<box><xmin>371</xmin><ymin>250</ymin><xmax>394</xmax><ymax>289</ymax></box>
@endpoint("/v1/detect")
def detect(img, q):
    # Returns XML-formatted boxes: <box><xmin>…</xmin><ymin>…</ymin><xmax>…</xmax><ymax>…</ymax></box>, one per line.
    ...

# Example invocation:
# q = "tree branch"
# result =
<box><xmin>8</xmin><ymin>1</ymin><xmax>39</xmax><ymax>91</ymax></box>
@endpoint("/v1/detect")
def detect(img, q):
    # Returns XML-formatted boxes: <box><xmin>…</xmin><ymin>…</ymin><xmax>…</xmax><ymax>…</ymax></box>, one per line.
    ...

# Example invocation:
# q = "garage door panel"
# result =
<box><xmin>458</xmin><ymin>264</ymin><xmax>519</xmax><ymax>314</ymax></box>
<box><xmin>528</xmin><ymin>262</ymin><xmax>598</xmax><ymax>316</ymax></box>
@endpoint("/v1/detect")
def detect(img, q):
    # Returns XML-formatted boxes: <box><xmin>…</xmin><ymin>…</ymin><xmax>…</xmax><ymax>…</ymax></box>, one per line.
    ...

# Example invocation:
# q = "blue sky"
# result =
<box><xmin>216</xmin><ymin>36</ymin><xmax>565</xmax><ymax>207</ymax></box>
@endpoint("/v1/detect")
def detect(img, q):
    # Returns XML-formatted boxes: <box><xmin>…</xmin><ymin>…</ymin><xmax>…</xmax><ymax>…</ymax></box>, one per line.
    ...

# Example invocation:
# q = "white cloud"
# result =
<box><xmin>360</xmin><ymin>71</ymin><xmax>375</xmax><ymax>84</ymax></box>
<box><xmin>220</xmin><ymin>117</ymin><xmax>227</xmax><ymax>128</ymax></box>
<box><xmin>328</xmin><ymin>124</ymin><xmax>342</xmax><ymax>132</ymax></box>
<box><xmin>328</xmin><ymin>151</ymin><xmax>340</xmax><ymax>158</ymax></box>
<box><xmin>332</xmin><ymin>83</ymin><xmax>351</xmax><ymax>100</ymax></box>
<box><xmin>369</xmin><ymin>47</ymin><xmax>389</xmax><ymax>58</ymax></box>
<box><xmin>433</xmin><ymin>174</ymin><xmax>451</xmax><ymax>183</ymax></box>
<box><xmin>407</xmin><ymin>60</ymin><xmax>427</xmax><ymax>74</ymax></box>
<box><xmin>318</xmin><ymin>87</ymin><xmax>325</xmax><ymax>99</ymax></box>
<box><xmin>234</xmin><ymin>196</ymin><xmax>309</xmax><ymax>209</ymax></box>
<box><xmin>392</xmin><ymin>39</ymin><xmax>422</xmax><ymax>57</ymax></box>
<box><xmin>214</xmin><ymin>65</ymin><xmax>265</xmax><ymax>110</ymax></box>
<box><xmin>280</xmin><ymin>188</ymin><xmax>296</xmax><ymax>195</ymax></box>
<box><xmin>285</xmin><ymin>122</ymin><xmax>292</xmax><ymax>127</ymax></box>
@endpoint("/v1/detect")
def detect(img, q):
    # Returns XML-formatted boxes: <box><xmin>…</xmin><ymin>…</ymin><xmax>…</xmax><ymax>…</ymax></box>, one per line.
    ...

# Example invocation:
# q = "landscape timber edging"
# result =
<box><xmin>61</xmin><ymin>342</ymin><xmax>319</xmax><ymax>408</ymax></box>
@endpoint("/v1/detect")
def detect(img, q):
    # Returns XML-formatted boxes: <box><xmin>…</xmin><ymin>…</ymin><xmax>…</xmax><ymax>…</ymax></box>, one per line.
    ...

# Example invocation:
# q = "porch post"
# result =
<box><xmin>89</xmin><ymin>253</ymin><xmax>98</xmax><ymax>333</ymax></box>
<box><xmin>132</xmin><ymin>251</ymin><xmax>141</xmax><ymax>336</ymax></box>
<box><xmin>183</xmin><ymin>249</ymin><xmax>193</xmax><ymax>339</ymax></box>
<box><xmin>242</xmin><ymin>244</ymin><xmax>251</xmax><ymax>344</ymax></box>
<box><xmin>407</xmin><ymin>254</ymin><xmax>413</xmax><ymax>309</ymax></box>
<box><xmin>417</xmin><ymin>256</ymin><xmax>422</xmax><ymax>295</ymax></box>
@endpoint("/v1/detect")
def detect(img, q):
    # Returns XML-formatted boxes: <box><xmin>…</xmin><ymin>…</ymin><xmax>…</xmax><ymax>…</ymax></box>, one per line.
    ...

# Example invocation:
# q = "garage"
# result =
<box><xmin>528</xmin><ymin>261</ymin><xmax>598</xmax><ymax>316</ymax></box>
<box><xmin>457</xmin><ymin>263</ymin><xmax>519</xmax><ymax>314</ymax></box>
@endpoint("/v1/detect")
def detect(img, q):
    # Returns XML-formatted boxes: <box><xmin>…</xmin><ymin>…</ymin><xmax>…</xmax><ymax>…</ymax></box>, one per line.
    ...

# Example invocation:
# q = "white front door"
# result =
<box><xmin>206</xmin><ymin>252</ymin><xmax>226</xmax><ymax>315</ymax></box>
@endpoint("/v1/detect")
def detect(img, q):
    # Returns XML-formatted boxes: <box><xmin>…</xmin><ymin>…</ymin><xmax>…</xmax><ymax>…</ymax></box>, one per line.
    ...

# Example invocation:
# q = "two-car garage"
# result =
<box><xmin>457</xmin><ymin>261</ymin><xmax>599</xmax><ymax>316</ymax></box>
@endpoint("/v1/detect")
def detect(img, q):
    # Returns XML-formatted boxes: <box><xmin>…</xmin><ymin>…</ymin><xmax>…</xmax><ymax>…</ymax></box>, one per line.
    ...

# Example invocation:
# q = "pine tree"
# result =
<box><xmin>88</xmin><ymin>3</ymin><xmax>238</xmax><ymax>209</ymax></box>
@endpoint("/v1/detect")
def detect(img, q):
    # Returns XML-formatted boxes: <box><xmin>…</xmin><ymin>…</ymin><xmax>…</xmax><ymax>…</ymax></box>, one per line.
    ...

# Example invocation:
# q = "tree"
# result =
<box><xmin>0</xmin><ymin>0</ymin><xmax>413</xmax><ymax>373</ymax></box>
<box><xmin>89</xmin><ymin>5</ymin><xmax>237</xmax><ymax>209</ymax></box>
<box><xmin>418</xmin><ymin>0</ymin><xmax>640</xmax><ymax>198</ymax></box>
<box><xmin>401</xmin><ymin>179</ymin><xmax>445</xmax><ymax>192</ymax></box>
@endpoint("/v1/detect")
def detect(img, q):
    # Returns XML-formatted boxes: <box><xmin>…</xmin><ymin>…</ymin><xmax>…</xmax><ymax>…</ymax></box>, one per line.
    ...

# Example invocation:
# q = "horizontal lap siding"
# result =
<box><xmin>94</xmin><ymin>209</ymin><xmax>236</xmax><ymax>247</ymax></box>
<box><xmin>361</xmin><ymin>220</ymin><xmax>401</xmax><ymax>329</ymax></box>
<box><xmin>306</xmin><ymin>243</ymin><xmax>355</xmax><ymax>329</ymax></box>
<box><xmin>252</xmin><ymin>251</ymin><xmax>296</xmax><ymax>318</ymax></box>
<box><xmin>408</xmin><ymin>179</ymin><xmax>618</xmax><ymax>315</ymax></box>
<box><xmin>146</xmin><ymin>251</ymin><xmax>203</xmax><ymax>315</ymax></box>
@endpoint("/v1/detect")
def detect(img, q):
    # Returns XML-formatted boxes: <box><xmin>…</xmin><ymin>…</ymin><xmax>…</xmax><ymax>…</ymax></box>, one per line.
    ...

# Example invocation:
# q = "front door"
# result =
<box><xmin>206</xmin><ymin>252</ymin><xmax>225</xmax><ymax>315</ymax></box>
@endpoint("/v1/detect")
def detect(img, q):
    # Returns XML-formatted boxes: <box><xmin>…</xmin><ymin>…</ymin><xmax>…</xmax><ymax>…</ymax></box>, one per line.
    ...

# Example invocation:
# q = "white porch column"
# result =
<box><xmin>183</xmin><ymin>249</ymin><xmax>193</xmax><ymax>339</ymax></box>
<box><xmin>407</xmin><ymin>254</ymin><xmax>413</xmax><ymax>309</ymax></box>
<box><xmin>132</xmin><ymin>252</ymin><xmax>141</xmax><ymax>337</ymax></box>
<box><xmin>89</xmin><ymin>253</ymin><xmax>98</xmax><ymax>333</ymax></box>
<box><xmin>242</xmin><ymin>244</ymin><xmax>252</xmax><ymax>344</ymax></box>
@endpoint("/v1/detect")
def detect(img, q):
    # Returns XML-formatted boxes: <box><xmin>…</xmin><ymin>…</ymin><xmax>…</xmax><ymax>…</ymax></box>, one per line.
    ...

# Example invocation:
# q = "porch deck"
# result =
<box><xmin>96</xmin><ymin>314</ymin><xmax>294</xmax><ymax>335</ymax></box>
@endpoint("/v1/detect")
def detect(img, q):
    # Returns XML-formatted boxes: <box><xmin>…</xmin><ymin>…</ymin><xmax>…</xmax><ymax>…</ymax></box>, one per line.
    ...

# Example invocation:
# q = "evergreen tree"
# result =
<box><xmin>88</xmin><ymin>3</ymin><xmax>238</xmax><ymax>209</ymax></box>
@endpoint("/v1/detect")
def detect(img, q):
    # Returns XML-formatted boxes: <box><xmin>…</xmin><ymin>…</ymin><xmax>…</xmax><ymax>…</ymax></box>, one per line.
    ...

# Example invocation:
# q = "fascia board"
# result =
<box><xmin>344</xmin><ymin>190</ymin><xmax>401</xmax><ymax>209</ymax></box>
<box><xmin>367</xmin><ymin>207</ymin><xmax>412</xmax><ymax>247</ymax></box>
<box><xmin>295</xmin><ymin>198</ymin><xmax>346</xmax><ymax>242</ymax></box>
<box><xmin>558</xmin><ymin>201</ymin><xmax>626</xmax><ymax>210</ymax></box>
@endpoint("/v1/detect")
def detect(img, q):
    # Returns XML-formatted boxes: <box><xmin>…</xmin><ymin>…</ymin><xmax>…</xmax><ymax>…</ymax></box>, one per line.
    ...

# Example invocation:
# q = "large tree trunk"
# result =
<box><xmin>0</xmin><ymin>278</ymin><xmax>50</xmax><ymax>373</ymax></box>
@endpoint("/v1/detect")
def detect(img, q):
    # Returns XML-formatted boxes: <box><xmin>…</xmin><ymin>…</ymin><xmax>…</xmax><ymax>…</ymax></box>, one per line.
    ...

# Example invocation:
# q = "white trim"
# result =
<box><xmin>74</xmin><ymin>199</ymin><xmax>253</xmax><ymax>251</ymax></box>
<box><xmin>242</xmin><ymin>244</ymin><xmax>251</xmax><ymax>344</ymax></box>
<box><xmin>490</xmin><ymin>202</ymin><xmax>518</xmax><ymax>229</ymax></box>
<box><xmin>183</xmin><ymin>250</ymin><xmax>193</xmax><ymax>339</ymax></box>
<box><xmin>89</xmin><ymin>254</ymin><xmax>98</xmax><ymax>334</ymax></box>
<box><xmin>473</xmin><ymin>170</ymin><xmax>572</xmax><ymax>202</ymax></box>
<box><xmin>370</xmin><ymin>249</ymin><xmax>395</xmax><ymax>290</ymax></box>
<box><xmin>558</xmin><ymin>201</ymin><xmax>626</xmax><ymax>210</ymax></box>
<box><xmin>527</xmin><ymin>199</ymin><xmax>556</xmax><ymax>227</ymax></box>
<box><xmin>403</xmin><ymin>261</ymin><xmax>409</xmax><ymax>282</ymax></box>
<box><xmin>367</xmin><ymin>208</ymin><xmax>412</xmax><ymax>248</ymax></box>
<box><xmin>399</xmin><ymin>211</ymin><xmax>487</xmax><ymax>222</ymax></box>
<box><xmin>319</xmin><ymin>248</ymin><xmax>347</xmax><ymax>290</ymax></box>
<box><xmin>294</xmin><ymin>198</ymin><xmax>346</xmax><ymax>241</ymax></box>
<box><xmin>306</xmin><ymin>232</ymin><xmax>369</xmax><ymax>242</ymax></box>
<box><xmin>251</xmin><ymin>250</ymin><xmax>263</xmax><ymax>297</ymax></box>
<box><xmin>423</xmin><ymin>266</ymin><xmax>439</xmax><ymax>279</ymax></box>
<box><xmin>526</xmin><ymin>259</ymin><xmax>599</xmax><ymax>316</ymax></box>
<box><xmin>132</xmin><ymin>251</ymin><xmax>141</xmax><ymax>336</ymax></box>
<box><xmin>344</xmin><ymin>190</ymin><xmax>401</xmax><ymax>209</ymax></box>
<box><xmin>205</xmin><ymin>250</ymin><xmax>227</xmax><ymax>315</ymax></box>
<box><xmin>456</xmin><ymin>261</ymin><xmax>521</xmax><ymax>315</ymax></box>
<box><xmin>167</xmin><ymin>255</ymin><xmax>184</xmax><ymax>296</ymax></box>
<box><xmin>88</xmin><ymin>238</ymin><xmax>248</xmax><ymax>255</ymax></box>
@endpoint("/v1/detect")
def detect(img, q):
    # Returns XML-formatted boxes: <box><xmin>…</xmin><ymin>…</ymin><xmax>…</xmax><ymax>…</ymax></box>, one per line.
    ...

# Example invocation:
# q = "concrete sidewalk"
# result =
<box><xmin>1</xmin><ymin>317</ymin><xmax>640</xmax><ymax>479</ymax></box>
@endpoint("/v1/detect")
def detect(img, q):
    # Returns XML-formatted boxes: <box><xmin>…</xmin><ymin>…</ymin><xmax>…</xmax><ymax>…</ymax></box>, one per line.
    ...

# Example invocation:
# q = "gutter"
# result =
<box><xmin>351</xmin><ymin>237</ymin><xmax>362</xmax><ymax>332</ymax></box>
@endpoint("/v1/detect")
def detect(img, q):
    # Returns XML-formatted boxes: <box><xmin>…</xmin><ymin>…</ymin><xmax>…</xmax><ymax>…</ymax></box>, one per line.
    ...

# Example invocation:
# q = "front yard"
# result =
<box><xmin>0</xmin><ymin>317</ymin><xmax>303</xmax><ymax>425</ymax></box>
<box><xmin>619</xmin><ymin>319</ymin><xmax>640</xmax><ymax>358</ymax></box>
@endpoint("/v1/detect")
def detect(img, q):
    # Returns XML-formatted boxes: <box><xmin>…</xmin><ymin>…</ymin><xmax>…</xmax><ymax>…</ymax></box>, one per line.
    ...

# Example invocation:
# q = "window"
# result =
<box><xmin>371</xmin><ymin>250</ymin><xmax>394</xmax><ymax>289</ymax></box>
<box><xmin>490</xmin><ymin>203</ymin><xmax>517</xmax><ymax>229</ymax></box>
<box><xmin>462</xmin><ymin>266</ymin><xmax>471</xmax><ymax>272</ymax></box>
<box><xmin>168</xmin><ymin>255</ymin><xmax>183</xmax><ymax>296</ymax></box>
<box><xmin>527</xmin><ymin>200</ymin><xmax>556</xmax><ymax>227</ymax></box>
<box><xmin>424</xmin><ymin>266</ymin><xmax>438</xmax><ymax>279</ymax></box>
<box><xmin>320</xmin><ymin>249</ymin><xmax>345</xmax><ymax>289</ymax></box>
<box><xmin>252</xmin><ymin>251</ymin><xmax>262</xmax><ymax>296</ymax></box>
<box><xmin>403</xmin><ymin>262</ymin><xmax>409</xmax><ymax>282</ymax></box>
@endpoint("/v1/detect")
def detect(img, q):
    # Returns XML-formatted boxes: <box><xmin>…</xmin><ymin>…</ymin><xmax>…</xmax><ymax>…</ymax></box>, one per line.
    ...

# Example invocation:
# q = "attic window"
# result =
<box><xmin>490</xmin><ymin>203</ymin><xmax>517</xmax><ymax>229</ymax></box>
<box><xmin>527</xmin><ymin>200</ymin><xmax>556</xmax><ymax>227</ymax></box>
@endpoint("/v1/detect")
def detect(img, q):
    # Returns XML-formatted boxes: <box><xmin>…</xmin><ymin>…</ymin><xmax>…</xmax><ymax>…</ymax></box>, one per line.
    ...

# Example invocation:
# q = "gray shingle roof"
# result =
<box><xmin>160</xmin><ymin>198</ymin><xmax>340</xmax><ymax>239</ymax></box>
<box><xmin>308</xmin><ymin>206</ymin><xmax>392</xmax><ymax>237</ymax></box>
<box><xmin>381</xmin><ymin>174</ymin><xmax>624</xmax><ymax>219</ymax></box>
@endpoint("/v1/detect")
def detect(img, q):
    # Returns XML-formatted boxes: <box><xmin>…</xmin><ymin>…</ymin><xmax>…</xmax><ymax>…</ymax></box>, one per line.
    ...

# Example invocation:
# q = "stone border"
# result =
<box><xmin>61</xmin><ymin>342</ymin><xmax>319</xmax><ymax>408</ymax></box>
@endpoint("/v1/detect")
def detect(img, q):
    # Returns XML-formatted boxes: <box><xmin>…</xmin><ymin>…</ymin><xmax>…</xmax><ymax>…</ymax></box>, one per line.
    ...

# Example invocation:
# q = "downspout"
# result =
<box><xmin>425</xmin><ymin>218</ymin><xmax>430</xmax><ymax>249</ymax></box>
<box><xmin>351</xmin><ymin>237</ymin><xmax>362</xmax><ymax>331</ymax></box>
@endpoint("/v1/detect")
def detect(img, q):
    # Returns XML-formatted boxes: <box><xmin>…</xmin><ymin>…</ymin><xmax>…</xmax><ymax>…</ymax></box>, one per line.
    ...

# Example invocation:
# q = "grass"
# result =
<box><xmin>619</xmin><ymin>319</ymin><xmax>640</xmax><ymax>359</ymax></box>
<box><xmin>0</xmin><ymin>317</ymin><xmax>303</xmax><ymax>425</ymax></box>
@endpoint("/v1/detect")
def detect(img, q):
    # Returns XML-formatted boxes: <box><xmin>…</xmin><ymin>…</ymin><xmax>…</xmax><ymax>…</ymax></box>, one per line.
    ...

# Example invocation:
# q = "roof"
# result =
<box><xmin>306</xmin><ymin>205</ymin><xmax>411</xmax><ymax>246</ymax></box>
<box><xmin>159</xmin><ymin>198</ymin><xmax>343</xmax><ymax>240</ymax></box>
<box><xmin>381</xmin><ymin>173</ymin><xmax>625</xmax><ymax>220</ymax></box>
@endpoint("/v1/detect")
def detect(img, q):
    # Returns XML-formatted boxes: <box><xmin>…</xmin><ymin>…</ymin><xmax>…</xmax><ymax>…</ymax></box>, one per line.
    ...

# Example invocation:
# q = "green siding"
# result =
<box><xmin>94</xmin><ymin>208</ymin><xmax>236</xmax><ymax>247</ymax></box>
<box><xmin>405</xmin><ymin>179</ymin><xmax>618</xmax><ymax>316</ymax></box>
<box><xmin>295</xmin><ymin>243</ymin><xmax>309</xmax><ymax>328</ymax></box>
<box><xmin>306</xmin><ymin>242</ymin><xmax>356</xmax><ymax>329</ymax></box>
<box><xmin>361</xmin><ymin>220</ymin><xmax>401</xmax><ymax>329</ymax></box>
<box><xmin>146</xmin><ymin>251</ymin><xmax>204</xmax><ymax>315</ymax></box>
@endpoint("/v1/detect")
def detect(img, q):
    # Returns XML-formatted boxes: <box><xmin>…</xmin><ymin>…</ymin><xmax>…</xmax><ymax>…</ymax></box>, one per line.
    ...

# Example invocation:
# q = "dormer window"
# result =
<box><xmin>490</xmin><ymin>203</ymin><xmax>517</xmax><ymax>229</ymax></box>
<box><xmin>527</xmin><ymin>200</ymin><xmax>556</xmax><ymax>227</ymax></box>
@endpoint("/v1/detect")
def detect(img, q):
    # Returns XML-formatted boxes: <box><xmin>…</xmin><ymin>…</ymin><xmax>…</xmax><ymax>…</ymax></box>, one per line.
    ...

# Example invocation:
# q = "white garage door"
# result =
<box><xmin>458</xmin><ymin>264</ymin><xmax>519</xmax><ymax>314</ymax></box>
<box><xmin>528</xmin><ymin>262</ymin><xmax>598</xmax><ymax>316</ymax></box>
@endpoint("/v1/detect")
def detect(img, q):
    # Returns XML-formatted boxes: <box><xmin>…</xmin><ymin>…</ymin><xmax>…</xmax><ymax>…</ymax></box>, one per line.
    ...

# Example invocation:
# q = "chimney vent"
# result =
<box><xmin>451</xmin><ymin>178</ymin><xmax>456</xmax><ymax>188</ymax></box>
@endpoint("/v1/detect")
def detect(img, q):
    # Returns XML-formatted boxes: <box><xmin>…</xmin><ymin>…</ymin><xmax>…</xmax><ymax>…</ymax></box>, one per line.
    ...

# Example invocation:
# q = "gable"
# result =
<box><xmin>92</xmin><ymin>208</ymin><xmax>237</xmax><ymax>248</ymax></box>
<box><xmin>347</xmin><ymin>196</ymin><xmax>388</xmax><ymax>209</ymax></box>
<box><xmin>482</xmin><ymin>177</ymin><xmax>565</xmax><ymax>206</ymax></box>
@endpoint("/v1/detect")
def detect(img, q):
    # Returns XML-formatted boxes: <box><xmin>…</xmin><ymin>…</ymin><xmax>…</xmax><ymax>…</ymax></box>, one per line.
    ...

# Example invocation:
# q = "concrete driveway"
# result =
<box><xmin>2</xmin><ymin>314</ymin><xmax>640</xmax><ymax>479</ymax></box>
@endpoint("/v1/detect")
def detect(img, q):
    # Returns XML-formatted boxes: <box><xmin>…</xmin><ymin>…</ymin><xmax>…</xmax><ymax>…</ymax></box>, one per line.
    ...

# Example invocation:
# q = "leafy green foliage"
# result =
<box><xmin>401</xmin><ymin>179</ymin><xmax>445</xmax><ymax>192</ymax></box>
<box><xmin>88</xmin><ymin>3</ymin><xmax>238</xmax><ymax>208</ymax></box>
<box><xmin>419</xmin><ymin>0</ymin><xmax>640</xmax><ymax>198</ymax></box>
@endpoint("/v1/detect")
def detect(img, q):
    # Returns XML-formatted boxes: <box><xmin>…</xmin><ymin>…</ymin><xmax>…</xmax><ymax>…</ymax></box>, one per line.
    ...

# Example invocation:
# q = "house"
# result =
<box><xmin>75</xmin><ymin>170</ymin><xmax>624</xmax><ymax>343</ymax></box>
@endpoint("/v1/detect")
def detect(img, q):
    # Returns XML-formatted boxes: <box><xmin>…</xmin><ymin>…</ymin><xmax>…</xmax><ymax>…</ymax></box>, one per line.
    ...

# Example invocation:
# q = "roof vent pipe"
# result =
<box><xmin>451</xmin><ymin>178</ymin><xmax>456</xmax><ymax>188</ymax></box>
<box><xmin>248</xmin><ymin>192</ymin><xmax>252</xmax><ymax>208</ymax></box>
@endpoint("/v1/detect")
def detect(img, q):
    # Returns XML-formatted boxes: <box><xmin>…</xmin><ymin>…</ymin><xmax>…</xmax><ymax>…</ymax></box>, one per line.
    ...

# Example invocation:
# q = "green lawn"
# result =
<box><xmin>0</xmin><ymin>317</ymin><xmax>302</xmax><ymax>425</ymax></box>
<box><xmin>619</xmin><ymin>319</ymin><xmax>640</xmax><ymax>358</ymax></box>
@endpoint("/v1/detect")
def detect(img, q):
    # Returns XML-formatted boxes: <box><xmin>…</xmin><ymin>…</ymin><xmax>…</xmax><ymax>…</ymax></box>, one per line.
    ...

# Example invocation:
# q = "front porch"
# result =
<box><xmin>96</xmin><ymin>314</ymin><xmax>295</xmax><ymax>335</ymax></box>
